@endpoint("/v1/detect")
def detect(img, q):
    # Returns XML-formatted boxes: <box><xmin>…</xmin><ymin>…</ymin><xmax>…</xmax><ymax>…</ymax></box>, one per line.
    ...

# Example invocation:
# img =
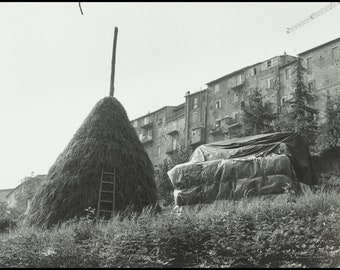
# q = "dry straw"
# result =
<box><xmin>26</xmin><ymin>96</ymin><xmax>158</xmax><ymax>228</ymax></box>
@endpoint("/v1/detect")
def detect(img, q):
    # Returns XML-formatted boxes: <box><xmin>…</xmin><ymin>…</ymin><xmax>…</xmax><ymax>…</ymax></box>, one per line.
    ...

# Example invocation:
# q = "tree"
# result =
<box><xmin>240</xmin><ymin>89</ymin><xmax>276</xmax><ymax>136</ymax></box>
<box><xmin>275</xmin><ymin>57</ymin><xmax>318</xmax><ymax>148</ymax></box>
<box><xmin>155</xmin><ymin>145</ymin><xmax>192</xmax><ymax>207</ymax></box>
<box><xmin>314</xmin><ymin>93</ymin><xmax>340</xmax><ymax>154</ymax></box>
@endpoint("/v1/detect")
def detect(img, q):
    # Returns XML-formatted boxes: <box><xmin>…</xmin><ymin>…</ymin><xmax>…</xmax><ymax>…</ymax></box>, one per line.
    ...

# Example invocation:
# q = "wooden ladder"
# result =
<box><xmin>96</xmin><ymin>167</ymin><xmax>116</xmax><ymax>219</ymax></box>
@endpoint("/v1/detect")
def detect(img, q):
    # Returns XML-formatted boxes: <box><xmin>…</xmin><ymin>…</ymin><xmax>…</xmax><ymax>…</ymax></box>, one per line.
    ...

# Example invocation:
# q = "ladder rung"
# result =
<box><xmin>100</xmin><ymin>200</ymin><xmax>113</xmax><ymax>203</ymax></box>
<box><xmin>102</xmin><ymin>189</ymin><xmax>114</xmax><ymax>192</ymax></box>
<box><xmin>102</xmin><ymin>181</ymin><xmax>114</xmax><ymax>184</ymax></box>
<box><xmin>103</xmin><ymin>172</ymin><xmax>115</xmax><ymax>176</ymax></box>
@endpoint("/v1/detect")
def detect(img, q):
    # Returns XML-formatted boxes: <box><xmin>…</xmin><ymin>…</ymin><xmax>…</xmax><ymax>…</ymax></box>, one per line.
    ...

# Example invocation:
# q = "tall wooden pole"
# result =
<box><xmin>109</xmin><ymin>27</ymin><xmax>118</xmax><ymax>97</ymax></box>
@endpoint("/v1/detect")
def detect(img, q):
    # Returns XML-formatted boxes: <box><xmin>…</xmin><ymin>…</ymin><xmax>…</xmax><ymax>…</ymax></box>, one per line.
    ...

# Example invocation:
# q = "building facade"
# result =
<box><xmin>131</xmin><ymin>105</ymin><xmax>185</xmax><ymax>165</ymax></box>
<box><xmin>131</xmin><ymin>36</ymin><xmax>340</xmax><ymax>166</ymax></box>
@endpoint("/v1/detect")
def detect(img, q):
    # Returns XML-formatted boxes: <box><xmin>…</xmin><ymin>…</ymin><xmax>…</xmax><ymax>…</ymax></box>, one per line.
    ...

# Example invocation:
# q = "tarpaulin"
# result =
<box><xmin>189</xmin><ymin>132</ymin><xmax>317</xmax><ymax>186</ymax></box>
<box><xmin>167</xmin><ymin>132</ymin><xmax>317</xmax><ymax>207</ymax></box>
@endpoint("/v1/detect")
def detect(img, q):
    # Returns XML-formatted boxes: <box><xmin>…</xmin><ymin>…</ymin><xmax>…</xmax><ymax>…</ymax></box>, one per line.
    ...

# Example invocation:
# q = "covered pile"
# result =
<box><xmin>26</xmin><ymin>96</ymin><xmax>158</xmax><ymax>228</ymax></box>
<box><xmin>168</xmin><ymin>132</ymin><xmax>317</xmax><ymax>207</ymax></box>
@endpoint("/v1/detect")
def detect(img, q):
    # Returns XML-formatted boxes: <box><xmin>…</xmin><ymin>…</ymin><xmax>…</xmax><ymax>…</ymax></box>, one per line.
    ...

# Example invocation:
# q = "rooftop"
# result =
<box><xmin>298</xmin><ymin>36</ymin><xmax>340</xmax><ymax>56</ymax></box>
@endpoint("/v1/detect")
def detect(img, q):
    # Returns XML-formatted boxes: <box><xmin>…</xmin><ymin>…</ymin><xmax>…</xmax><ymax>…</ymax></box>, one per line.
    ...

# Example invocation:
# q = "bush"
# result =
<box><xmin>1</xmin><ymin>190</ymin><xmax>340</xmax><ymax>267</ymax></box>
<box><xmin>155</xmin><ymin>146</ymin><xmax>192</xmax><ymax>206</ymax></box>
<box><xmin>0</xmin><ymin>202</ymin><xmax>18</xmax><ymax>234</ymax></box>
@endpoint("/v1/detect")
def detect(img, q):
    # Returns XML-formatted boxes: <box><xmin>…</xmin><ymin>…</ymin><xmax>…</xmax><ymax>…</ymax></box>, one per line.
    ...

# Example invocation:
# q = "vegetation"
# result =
<box><xmin>0</xmin><ymin>202</ymin><xmax>19</xmax><ymax>234</ymax></box>
<box><xmin>13</xmin><ymin>175</ymin><xmax>45</xmax><ymax>215</ymax></box>
<box><xmin>1</xmin><ymin>185</ymin><xmax>340</xmax><ymax>268</ymax></box>
<box><xmin>155</xmin><ymin>145</ymin><xmax>192</xmax><ymax>206</ymax></box>
<box><xmin>275</xmin><ymin>58</ymin><xmax>319</xmax><ymax>148</ymax></box>
<box><xmin>314</xmin><ymin>93</ymin><xmax>340</xmax><ymax>155</ymax></box>
<box><xmin>240</xmin><ymin>89</ymin><xmax>275</xmax><ymax>136</ymax></box>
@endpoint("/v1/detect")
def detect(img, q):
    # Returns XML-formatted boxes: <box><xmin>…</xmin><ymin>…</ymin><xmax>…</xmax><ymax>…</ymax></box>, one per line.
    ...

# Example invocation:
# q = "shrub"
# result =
<box><xmin>1</xmin><ymin>189</ymin><xmax>340</xmax><ymax>268</ymax></box>
<box><xmin>0</xmin><ymin>202</ymin><xmax>18</xmax><ymax>234</ymax></box>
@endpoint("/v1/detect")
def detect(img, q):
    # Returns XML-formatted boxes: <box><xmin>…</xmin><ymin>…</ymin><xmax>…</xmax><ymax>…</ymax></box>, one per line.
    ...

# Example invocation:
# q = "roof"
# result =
<box><xmin>173</xmin><ymin>103</ymin><xmax>185</xmax><ymax>112</ymax></box>
<box><xmin>298</xmin><ymin>36</ymin><xmax>340</xmax><ymax>56</ymax></box>
<box><xmin>186</xmin><ymin>88</ymin><xmax>208</xmax><ymax>97</ymax></box>
<box><xmin>278</xmin><ymin>59</ymin><xmax>298</xmax><ymax>70</ymax></box>
<box><xmin>206</xmin><ymin>61</ymin><xmax>263</xmax><ymax>85</ymax></box>
<box><xmin>130</xmin><ymin>106</ymin><xmax>174</xmax><ymax>122</ymax></box>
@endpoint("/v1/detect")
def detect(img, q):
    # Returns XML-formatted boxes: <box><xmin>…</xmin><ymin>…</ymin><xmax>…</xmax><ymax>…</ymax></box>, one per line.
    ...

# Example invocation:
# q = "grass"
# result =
<box><xmin>1</xmin><ymin>188</ymin><xmax>340</xmax><ymax>268</ymax></box>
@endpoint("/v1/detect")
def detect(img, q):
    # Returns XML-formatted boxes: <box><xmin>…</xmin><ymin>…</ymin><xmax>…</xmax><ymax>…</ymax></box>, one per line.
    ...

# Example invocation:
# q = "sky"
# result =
<box><xmin>1</xmin><ymin>2</ymin><xmax>340</xmax><ymax>189</ymax></box>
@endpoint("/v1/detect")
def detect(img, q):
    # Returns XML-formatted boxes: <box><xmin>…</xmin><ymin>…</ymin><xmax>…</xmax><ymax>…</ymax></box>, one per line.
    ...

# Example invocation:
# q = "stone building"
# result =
<box><xmin>298</xmin><ymin>36</ymin><xmax>340</xmax><ymax>122</ymax></box>
<box><xmin>131</xmin><ymin>104</ymin><xmax>185</xmax><ymax>165</ymax></box>
<box><xmin>131</xmin><ymin>36</ymin><xmax>340</xmax><ymax>165</ymax></box>
<box><xmin>204</xmin><ymin>53</ymin><xmax>297</xmax><ymax>142</ymax></box>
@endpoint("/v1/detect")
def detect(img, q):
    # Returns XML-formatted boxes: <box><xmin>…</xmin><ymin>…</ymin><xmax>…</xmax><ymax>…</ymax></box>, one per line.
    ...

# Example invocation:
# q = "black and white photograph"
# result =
<box><xmin>1</xmin><ymin>2</ymin><xmax>340</xmax><ymax>268</ymax></box>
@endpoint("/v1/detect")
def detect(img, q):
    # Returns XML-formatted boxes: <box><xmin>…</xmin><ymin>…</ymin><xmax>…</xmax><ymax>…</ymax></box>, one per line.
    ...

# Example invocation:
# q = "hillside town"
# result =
<box><xmin>1</xmin><ymin>36</ymin><xmax>340</xmax><ymax>210</ymax></box>
<box><xmin>131</xmin><ymin>36</ymin><xmax>340</xmax><ymax>166</ymax></box>
<box><xmin>2</xmin><ymin>2</ymin><xmax>340</xmax><ymax>268</ymax></box>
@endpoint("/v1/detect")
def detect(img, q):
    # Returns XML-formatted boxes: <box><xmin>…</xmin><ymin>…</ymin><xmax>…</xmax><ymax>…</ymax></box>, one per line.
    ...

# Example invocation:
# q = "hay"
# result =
<box><xmin>26</xmin><ymin>96</ymin><xmax>158</xmax><ymax>228</ymax></box>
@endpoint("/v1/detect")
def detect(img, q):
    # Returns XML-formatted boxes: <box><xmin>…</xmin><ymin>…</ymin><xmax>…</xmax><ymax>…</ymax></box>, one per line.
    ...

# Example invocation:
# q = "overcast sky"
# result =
<box><xmin>1</xmin><ymin>2</ymin><xmax>340</xmax><ymax>189</ymax></box>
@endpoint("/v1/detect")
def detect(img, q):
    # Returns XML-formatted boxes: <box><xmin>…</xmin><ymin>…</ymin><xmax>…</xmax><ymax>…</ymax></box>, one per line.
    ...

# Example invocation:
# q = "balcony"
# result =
<box><xmin>167</xmin><ymin>123</ymin><xmax>179</xmax><ymax>136</ymax></box>
<box><xmin>166</xmin><ymin>146</ymin><xmax>177</xmax><ymax>154</ymax></box>
<box><xmin>141</xmin><ymin>119</ymin><xmax>153</xmax><ymax>129</ymax></box>
<box><xmin>209</xmin><ymin>126</ymin><xmax>222</xmax><ymax>135</ymax></box>
<box><xmin>140</xmin><ymin>134</ymin><xmax>153</xmax><ymax>145</ymax></box>
<box><xmin>227</xmin><ymin>123</ymin><xmax>241</xmax><ymax>130</ymax></box>
<box><xmin>190</xmin><ymin>127</ymin><xmax>205</xmax><ymax>146</ymax></box>
<box><xmin>231</xmin><ymin>81</ymin><xmax>245</xmax><ymax>91</ymax></box>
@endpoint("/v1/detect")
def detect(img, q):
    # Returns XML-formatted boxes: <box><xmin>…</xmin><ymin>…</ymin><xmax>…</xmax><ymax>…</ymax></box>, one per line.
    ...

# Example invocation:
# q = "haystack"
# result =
<box><xmin>26</xmin><ymin>96</ymin><xmax>158</xmax><ymax>228</ymax></box>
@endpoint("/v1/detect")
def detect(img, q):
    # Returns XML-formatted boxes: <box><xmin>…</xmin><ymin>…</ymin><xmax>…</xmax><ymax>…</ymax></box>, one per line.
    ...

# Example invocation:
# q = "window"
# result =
<box><xmin>332</xmin><ymin>46</ymin><xmax>339</xmax><ymax>59</ymax></box>
<box><xmin>272</xmin><ymin>58</ymin><xmax>278</xmax><ymax>66</ymax></box>
<box><xmin>215</xmin><ymin>99</ymin><xmax>222</xmax><ymax>109</ymax></box>
<box><xmin>157</xmin><ymin>146</ymin><xmax>161</xmax><ymax>156</ymax></box>
<box><xmin>252</xmin><ymin>68</ymin><xmax>257</xmax><ymax>76</ymax></box>
<box><xmin>281</xmin><ymin>96</ymin><xmax>287</xmax><ymax>106</ymax></box>
<box><xmin>308</xmin><ymin>81</ymin><xmax>315</xmax><ymax>91</ymax></box>
<box><xmin>172</xmin><ymin>138</ymin><xmax>177</xmax><ymax>150</ymax></box>
<box><xmin>133</xmin><ymin>121</ymin><xmax>138</xmax><ymax>128</ymax></box>
<box><xmin>192</xmin><ymin>111</ymin><xmax>198</xmax><ymax>122</ymax></box>
<box><xmin>236</xmin><ymin>74</ymin><xmax>242</xmax><ymax>85</ymax></box>
<box><xmin>193</xmin><ymin>97</ymin><xmax>198</xmax><ymax>109</ymax></box>
<box><xmin>214</xmin><ymin>83</ymin><xmax>220</xmax><ymax>92</ymax></box>
<box><xmin>234</xmin><ymin>93</ymin><xmax>238</xmax><ymax>103</ymax></box>
<box><xmin>147</xmin><ymin>129</ymin><xmax>152</xmax><ymax>137</ymax></box>
<box><xmin>267</xmin><ymin>60</ymin><xmax>272</xmax><ymax>68</ymax></box>
<box><xmin>267</xmin><ymin>78</ymin><xmax>274</xmax><ymax>88</ymax></box>
<box><xmin>227</xmin><ymin>79</ymin><xmax>233</xmax><ymax>88</ymax></box>
<box><xmin>233</xmin><ymin>112</ymin><xmax>240</xmax><ymax>122</ymax></box>
<box><xmin>306</xmin><ymin>57</ymin><xmax>313</xmax><ymax>73</ymax></box>
<box><xmin>144</xmin><ymin>116</ymin><xmax>149</xmax><ymax>125</ymax></box>
<box><xmin>285</xmin><ymin>68</ymin><xmax>291</xmax><ymax>80</ymax></box>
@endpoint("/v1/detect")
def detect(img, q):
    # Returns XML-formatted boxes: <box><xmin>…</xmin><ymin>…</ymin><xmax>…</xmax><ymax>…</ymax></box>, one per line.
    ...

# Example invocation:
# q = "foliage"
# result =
<box><xmin>13</xmin><ymin>175</ymin><xmax>45</xmax><ymax>214</ymax></box>
<box><xmin>313</xmin><ymin>93</ymin><xmax>340</xmax><ymax>155</ymax></box>
<box><xmin>155</xmin><ymin>145</ymin><xmax>192</xmax><ymax>207</ymax></box>
<box><xmin>0</xmin><ymin>202</ymin><xmax>19</xmax><ymax>233</ymax></box>
<box><xmin>240</xmin><ymin>89</ymin><xmax>276</xmax><ymax>136</ymax></box>
<box><xmin>2</xmin><ymin>183</ymin><xmax>340</xmax><ymax>267</ymax></box>
<box><xmin>275</xmin><ymin>58</ymin><xmax>319</xmax><ymax>148</ymax></box>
